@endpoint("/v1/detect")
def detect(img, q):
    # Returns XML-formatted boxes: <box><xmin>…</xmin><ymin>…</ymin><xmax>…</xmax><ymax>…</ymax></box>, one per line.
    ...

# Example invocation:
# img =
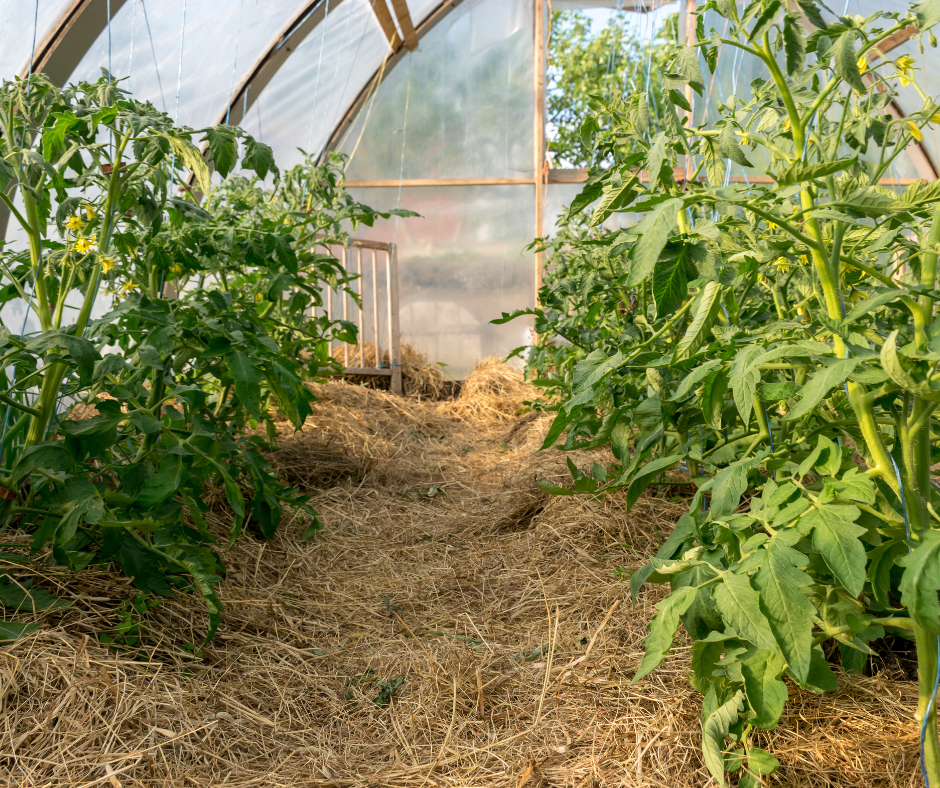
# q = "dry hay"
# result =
<box><xmin>0</xmin><ymin>361</ymin><xmax>926</xmax><ymax>788</ymax></box>
<box><xmin>332</xmin><ymin>342</ymin><xmax>450</xmax><ymax>399</ymax></box>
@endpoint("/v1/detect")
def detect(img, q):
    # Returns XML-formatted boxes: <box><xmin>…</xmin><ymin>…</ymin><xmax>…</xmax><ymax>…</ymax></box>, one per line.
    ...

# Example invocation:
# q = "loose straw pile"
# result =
<box><xmin>0</xmin><ymin>360</ymin><xmax>923</xmax><ymax>787</ymax></box>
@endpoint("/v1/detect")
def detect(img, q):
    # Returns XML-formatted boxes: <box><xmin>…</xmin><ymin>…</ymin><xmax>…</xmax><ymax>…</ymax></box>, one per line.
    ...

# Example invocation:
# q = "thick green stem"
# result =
<box><xmin>914</xmin><ymin>624</ymin><xmax>940</xmax><ymax>785</ymax></box>
<box><xmin>20</xmin><ymin>189</ymin><xmax>51</xmax><ymax>332</ymax></box>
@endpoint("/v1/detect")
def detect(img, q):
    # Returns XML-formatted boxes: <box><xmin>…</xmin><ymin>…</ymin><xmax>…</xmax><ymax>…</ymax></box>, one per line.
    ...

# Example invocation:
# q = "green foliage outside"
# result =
<box><xmin>503</xmin><ymin>1</ymin><xmax>940</xmax><ymax>783</ymax></box>
<box><xmin>0</xmin><ymin>72</ymin><xmax>410</xmax><ymax>642</ymax></box>
<box><xmin>547</xmin><ymin>9</ymin><xmax>676</xmax><ymax>168</ymax></box>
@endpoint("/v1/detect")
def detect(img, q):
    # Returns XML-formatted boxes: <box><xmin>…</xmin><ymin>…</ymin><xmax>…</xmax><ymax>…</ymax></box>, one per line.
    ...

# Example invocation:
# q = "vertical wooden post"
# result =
<box><xmin>387</xmin><ymin>245</ymin><xmax>403</xmax><ymax>395</ymax></box>
<box><xmin>533</xmin><ymin>0</ymin><xmax>546</xmax><ymax>305</ymax></box>
<box><xmin>342</xmin><ymin>245</ymin><xmax>349</xmax><ymax>368</ymax></box>
<box><xmin>327</xmin><ymin>246</ymin><xmax>334</xmax><ymax>357</ymax></box>
<box><xmin>371</xmin><ymin>248</ymin><xmax>381</xmax><ymax>364</ymax></box>
<box><xmin>356</xmin><ymin>246</ymin><xmax>365</xmax><ymax>366</ymax></box>
<box><xmin>685</xmin><ymin>0</ymin><xmax>696</xmax><ymax>122</ymax></box>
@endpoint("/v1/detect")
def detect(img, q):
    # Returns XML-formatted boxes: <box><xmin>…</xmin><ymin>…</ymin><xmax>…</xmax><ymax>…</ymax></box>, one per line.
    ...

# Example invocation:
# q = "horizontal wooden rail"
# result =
<box><xmin>321</xmin><ymin>367</ymin><xmax>393</xmax><ymax>377</ymax></box>
<box><xmin>345</xmin><ymin>177</ymin><xmax>534</xmax><ymax>187</ymax></box>
<box><xmin>547</xmin><ymin>168</ymin><xmax>922</xmax><ymax>187</ymax></box>
<box><xmin>347</xmin><ymin>171</ymin><xmax>924</xmax><ymax>188</ymax></box>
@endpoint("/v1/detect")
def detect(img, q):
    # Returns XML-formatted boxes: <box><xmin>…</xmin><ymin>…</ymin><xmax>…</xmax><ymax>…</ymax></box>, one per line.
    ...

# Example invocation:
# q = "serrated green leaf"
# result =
<box><xmin>782</xmin><ymin>359</ymin><xmax>856</xmax><ymax>422</ymax></box>
<box><xmin>741</xmin><ymin>649</ymin><xmax>788</xmax><ymax>729</ymax></box>
<box><xmin>625</xmin><ymin>198</ymin><xmax>684</xmax><ymax>287</ymax></box>
<box><xmin>652</xmin><ymin>250</ymin><xmax>689</xmax><ymax>317</ymax></box>
<box><xmin>632</xmin><ymin>585</ymin><xmax>698</xmax><ymax>684</ymax></box>
<box><xmin>814</xmin><ymin>435</ymin><xmax>841</xmax><ymax>478</ymax></box>
<box><xmin>672</xmin><ymin>281</ymin><xmax>724</xmax><ymax>363</ymax></box>
<box><xmin>753</xmin><ymin>538</ymin><xmax>815</xmax><ymax>684</ymax></box>
<box><xmin>777</xmin><ymin>157</ymin><xmax>856</xmax><ymax>187</ymax></box>
<box><xmin>833</xmin><ymin>30</ymin><xmax>865</xmax><ymax>92</ymax></box>
<box><xmin>645</xmin><ymin>132</ymin><xmax>667</xmax><ymax>190</ymax></box>
<box><xmin>783</xmin><ymin>14</ymin><xmax>807</xmax><ymax>75</ymax></box>
<box><xmin>730</xmin><ymin>345</ymin><xmax>763</xmax><ymax>427</ymax></box>
<box><xmin>226</xmin><ymin>351</ymin><xmax>264</xmax><ymax>420</ymax></box>
<box><xmin>897</xmin><ymin>530</ymin><xmax>940</xmax><ymax>634</ymax></box>
<box><xmin>804</xmin><ymin>505</ymin><xmax>866</xmax><ymax>595</ymax></box>
<box><xmin>205</xmin><ymin>126</ymin><xmax>238</xmax><ymax>179</ymax></box>
<box><xmin>702</xmin><ymin>690</ymin><xmax>744</xmax><ymax>786</ymax></box>
<box><xmin>718</xmin><ymin>124</ymin><xmax>752</xmax><ymax>167</ymax></box>
<box><xmin>914</xmin><ymin>0</ymin><xmax>940</xmax><ymax>30</ymax></box>
<box><xmin>0</xmin><ymin>620</ymin><xmax>42</xmax><ymax>643</ymax></box>
<box><xmin>796</xmin><ymin>0</ymin><xmax>827</xmax><ymax>29</ymax></box>
<box><xmin>881</xmin><ymin>330</ymin><xmax>940</xmax><ymax>403</ymax></box>
<box><xmin>626</xmin><ymin>454</ymin><xmax>683</xmax><ymax>510</ymax></box>
<box><xmin>701</xmin><ymin>135</ymin><xmax>726</xmax><ymax>186</ymax></box>
<box><xmin>831</xmin><ymin>467</ymin><xmax>875</xmax><ymax>504</ymax></box>
<box><xmin>701</xmin><ymin>367</ymin><xmax>730</xmax><ymax>430</ymax></box>
<box><xmin>715</xmin><ymin>571</ymin><xmax>778</xmax><ymax>652</ymax></box>
<box><xmin>747</xmin><ymin>0</ymin><xmax>782</xmax><ymax>42</ymax></box>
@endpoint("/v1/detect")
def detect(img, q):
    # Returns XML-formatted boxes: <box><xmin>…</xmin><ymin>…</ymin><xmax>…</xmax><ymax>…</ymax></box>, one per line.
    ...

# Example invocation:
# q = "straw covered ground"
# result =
<box><xmin>0</xmin><ymin>359</ymin><xmax>927</xmax><ymax>787</ymax></box>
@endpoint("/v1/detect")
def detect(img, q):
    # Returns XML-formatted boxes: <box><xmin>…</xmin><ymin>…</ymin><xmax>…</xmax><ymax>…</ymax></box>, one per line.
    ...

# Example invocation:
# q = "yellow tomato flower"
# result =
<box><xmin>99</xmin><ymin>255</ymin><xmax>116</xmax><ymax>273</ymax></box>
<box><xmin>65</xmin><ymin>216</ymin><xmax>84</xmax><ymax>232</ymax></box>
<box><xmin>796</xmin><ymin>305</ymin><xmax>805</xmax><ymax>316</ymax></box>
<box><xmin>120</xmin><ymin>281</ymin><xmax>138</xmax><ymax>297</ymax></box>
<box><xmin>857</xmin><ymin>55</ymin><xmax>868</xmax><ymax>74</ymax></box>
<box><xmin>75</xmin><ymin>235</ymin><xmax>97</xmax><ymax>254</ymax></box>
<box><xmin>170</xmin><ymin>264</ymin><xmax>183</xmax><ymax>275</ymax></box>
<box><xmin>908</xmin><ymin>119</ymin><xmax>924</xmax><ymax>142</ymax></box>
<box><xmin>84</xmin><ymin>204</ymin><xmax>96</xmax><ymax>220</ymax></box>
<box><xmin>773</xmin><ymin>257</ymin><xmax>790</xmax><ymax>274</ymax></box>
<box><xmin>896</xmin><ymin>55</ymin><xmax>916</xmax><ymax>86</ymax></box>
<box><xmin>800</xmin><ymin>255</ymin><xmax>809</xmax><ymax>266</ymax></box>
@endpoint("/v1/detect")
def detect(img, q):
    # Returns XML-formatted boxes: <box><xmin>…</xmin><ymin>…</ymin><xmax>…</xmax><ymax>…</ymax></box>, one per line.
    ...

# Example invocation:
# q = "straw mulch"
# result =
<box><xmin>0</xmin><ymin>360</ymin><xmax>926</xmax><ymax>787</ymax></box>
<box><xmin>331</xmin><ymin>342</ymin><xmax>453</xmax><ymax>399</ymax></box>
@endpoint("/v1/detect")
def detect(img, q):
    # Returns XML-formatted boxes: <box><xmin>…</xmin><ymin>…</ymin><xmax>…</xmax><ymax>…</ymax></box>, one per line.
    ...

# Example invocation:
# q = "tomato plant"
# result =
<box><xmin>0</xmin><ymin>73</ymin><xmax>408</xmax><ymax>641</ymax></box>
<box><xmin>502</xmin><ymin>1</ymin><xmax>940</xmax><ymax>783</ymax></box>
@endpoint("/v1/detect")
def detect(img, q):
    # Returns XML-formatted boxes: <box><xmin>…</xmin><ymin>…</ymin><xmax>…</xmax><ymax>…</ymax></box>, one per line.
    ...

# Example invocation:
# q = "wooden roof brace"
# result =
<box><xmin>389</xmin><ymin>0</ymin><xmax>419</xmax><ymax>51</ymax></box>
<box><xmin>372</xmin><ymin>0</ymin><xmax>403</xmax><ymax>50</ymax></box>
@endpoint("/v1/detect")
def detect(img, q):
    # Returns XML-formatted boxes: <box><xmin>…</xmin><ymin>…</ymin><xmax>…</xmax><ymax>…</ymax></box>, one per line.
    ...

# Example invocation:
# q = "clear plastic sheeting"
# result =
<box><xmin>0</xmin><ymin>0</ymin><xmax>73</xmax><ymax>79</ymax></box>
<box><xmin>346</xmin><ymin>186</ymin><xmax>536</xmax><ymax>379</ymax></box>
<box><xmin>67</xmin><ymin>0</ymin><xmax>298</xmax><ymax>127</ymax></box>
<box><xmin>337</xmin><ymin>0</ymin><xmax>535</xmax><ymax>180</ymax></box>
<box><xmin>240</xmin><ymin>0</ymin><xmax>389</xmax><ymax>171</ymax></box>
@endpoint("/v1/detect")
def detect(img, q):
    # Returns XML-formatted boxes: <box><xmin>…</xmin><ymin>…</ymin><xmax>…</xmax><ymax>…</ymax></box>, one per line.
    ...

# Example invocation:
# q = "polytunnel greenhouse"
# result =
<box><xmin>3</xmin><ymin>0</ymin><xmax>940</xmax><ymax>786</ymax></box>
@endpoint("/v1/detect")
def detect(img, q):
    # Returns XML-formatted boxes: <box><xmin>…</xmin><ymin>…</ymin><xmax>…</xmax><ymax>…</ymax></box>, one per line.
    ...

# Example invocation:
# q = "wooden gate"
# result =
<box><xmin>322</xmin><ymin>238</ymin><xmax>402</xmax><ymax>395</ymax></box>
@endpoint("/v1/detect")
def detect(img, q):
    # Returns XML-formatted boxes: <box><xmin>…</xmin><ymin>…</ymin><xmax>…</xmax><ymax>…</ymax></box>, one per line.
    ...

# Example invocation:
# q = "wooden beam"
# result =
<box><xmin>388</xmin><ymin>0</ymin><xmax>419</xmax><ymax>51</ymax></box>
<box><xmin>535</xmin><ymin>0</ymin><xmax>546</xmax><ymax>299</ymax></box>
<box><xmin>371</xmin><ymin>0</ymin><xmax>402</xmax><ymax>50</ymax></box>
<box><xmin>345</xmin><ymin>177</ymin><xmax>534</xmax><ymax>187</ymax></box>
<box><xmin>325</xmin><ymin>0</ymin><xmax>460</xmax><ymax>158</ymax></box>
<box><xmin>869</xmin><ymin>25</ymin><xmax>918</xmax><ymax>61</ymax></box>
<box><xmin>216</xmin><ymin>0</ymin><xmax>349</xmax><ymax>129</ymax></box>
<box><xmin>20</xmin><ymin>0</ymin><xmax>128</xmax><ymax>83</ymax></box>
<box><xmin>546</xmin><ymin>168</ymin><xmax>924</xmax><ymax>187</ymax></box>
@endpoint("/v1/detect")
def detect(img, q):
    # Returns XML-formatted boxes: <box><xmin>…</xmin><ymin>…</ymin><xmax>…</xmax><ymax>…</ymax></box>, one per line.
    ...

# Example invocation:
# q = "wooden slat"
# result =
<box><xmin>534</xmin><ymin>0</ymin><xmax>546</xmax><ymax>296</ymax></box>
<box><xmin>547</xmin><ymin>168</ymin><xmax>589</xmax><ymax>184</ymax></box>
<box><xmin>387</xmin><ymin>247</ymin><xmax>403</xmax><ymax>396</ymax></box>
<box><xmin>350</xmin><ymin>238</ymin><xmax>394</xmax><ymax>250</ymax></box>
<box><xmin>388</xmin><ymin>0</ymin><xmax>419</xmax><ymax>51</ymax></box>
<box><xmin>371</xmin><ymin>0</ymin><xmax>402</xmax><ymax>50</ymax></box>
<box><xmin>547</xmin><ymin>168</ymin><xmax>924</xmax><ymax>187</ymax></box>
<box><xmin>322</xmin><ymin>368</ymin><xmax>393</xmax><ymax>377</ymax></box>
<box><xmin>869</xmin><ymin>25</ymin><xmax>918</xmax><ymax>61</ymax></box>
<box><xmin>346</xmin><ymin>177</ymin><xmax>533</xmax><ymax>187</ymax></box>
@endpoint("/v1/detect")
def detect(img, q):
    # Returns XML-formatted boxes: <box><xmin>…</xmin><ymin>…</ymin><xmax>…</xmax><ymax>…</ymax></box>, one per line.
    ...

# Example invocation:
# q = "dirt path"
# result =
<box><xmin>0</xmin><ymin>363</ymin><xmax>924</xmax><ymax>787</ymax></box>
